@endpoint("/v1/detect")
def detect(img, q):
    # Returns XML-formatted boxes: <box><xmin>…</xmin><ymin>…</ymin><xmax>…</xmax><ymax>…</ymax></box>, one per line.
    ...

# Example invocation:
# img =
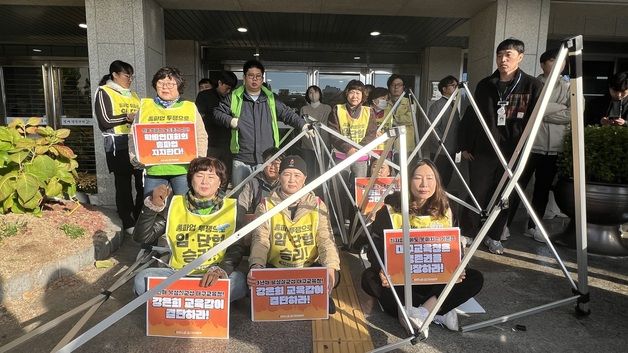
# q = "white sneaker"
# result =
<box><xmin>434</xmin><ymin>309</ymin><xmax>459</xmax><ymax>331</ymax></box>
<box><xmin>398</xmin><ymin>306</ymin><xmax>430</xmax><ymax>338</ymax></box>
<box><xmin>524</xmin><ymin>227</ymin><xmax>546</xmax><ymax>243</ymax></box>
<box><xmin>484</xmin><ymin>238</ymin><xmax>504</xmax><ymax>254</ymax></box>
<box><xmin>500</xmin><ymin>227</ymin><xmax>511</xmax><ymax>241</ymax></box>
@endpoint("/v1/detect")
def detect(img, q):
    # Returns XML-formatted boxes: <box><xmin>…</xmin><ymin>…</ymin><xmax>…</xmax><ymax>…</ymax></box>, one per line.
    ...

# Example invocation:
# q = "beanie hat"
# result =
<box><xmin>279</xmin><ymin>155</ymin><xmax>307</xmax><ymax>176</ymax></box>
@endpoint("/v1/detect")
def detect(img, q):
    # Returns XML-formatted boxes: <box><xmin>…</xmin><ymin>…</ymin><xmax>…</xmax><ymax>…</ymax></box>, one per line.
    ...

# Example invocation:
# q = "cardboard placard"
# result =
<box><xmin>133</xmin><ymin>122</ymin><xmax>197</xmax><ymax>165</ymax></box>
<box><xmin>250</xmin><ymin>267</ymin><xmax>328</xmax><ymax>322</ymax></box>
<box><xmin>384</xmin><ymin>228</ymin><xmax>461</xmax><ymax>285</ymax></box>
<box><xmin>146</xmin><ymin>277</ymin><xmax>230</xmax><ymax>339</ymax></box>
<box><xmin>354</xmin><ymin>177</ymin><xmax>400</xmax><ymax>214</ymax></box>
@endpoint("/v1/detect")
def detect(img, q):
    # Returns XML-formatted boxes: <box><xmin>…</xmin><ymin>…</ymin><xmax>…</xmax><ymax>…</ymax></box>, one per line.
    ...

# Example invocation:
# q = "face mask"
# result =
<box><xmin>376</xmin><ymin>99</ymin><xmax>388</xmax><ymax>110</ymax></box>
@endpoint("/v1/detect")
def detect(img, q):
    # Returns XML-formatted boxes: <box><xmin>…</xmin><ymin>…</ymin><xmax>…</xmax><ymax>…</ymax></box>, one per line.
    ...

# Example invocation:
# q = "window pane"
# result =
<box><xmin>265</xmin><ymin>71</ymin><xmax>307</xmax><ymax>113</ymax></box>
<box><xmin>59</xmin><ymin>67</ymin><xmax>92</xmax><ymax>118</ymax></box>
<box><xmin>3</xmin><ymin>66</ymin><xmax>46</xmax><ymax>119</ymax></box>
<box><xmin>319</xmin><ymin>73</ymin><xmax>360</xmax><ymax>106</ymax></box>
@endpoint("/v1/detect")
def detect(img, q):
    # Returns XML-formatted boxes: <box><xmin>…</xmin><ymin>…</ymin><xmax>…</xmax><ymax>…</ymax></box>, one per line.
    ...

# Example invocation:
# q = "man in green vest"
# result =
<box><xmin>213</xmin><ymin>60</ymin><xmax>308</xmax><ymax>192</ymax></box>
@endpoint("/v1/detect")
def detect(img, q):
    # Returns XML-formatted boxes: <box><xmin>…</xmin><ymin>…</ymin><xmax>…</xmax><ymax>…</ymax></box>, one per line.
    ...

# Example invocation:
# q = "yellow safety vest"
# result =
<box><xmin>266</xmin><ymin>198</ymin><xmax>320</xmax><ymax>268</ymax></box>
<box><xmin>165</xmin><ymin>195</ymin><xmax>237</xmax><ymax>274</ymax></box>
<box><xmin>100</xmin><ymin>86</ymin><xmax>140</xmax><ymax>135</ymax></box>
<box><xmin>336</xmin><ymin>104</ymin><xmax>370</xmax><ymax>143</ymax></box>
<box><xmin>385</xmin><ymin>97</ymin><xmax>416</xmax><ymax>150</ymax></box>
<box><xmin>388</xmin><ymin>206</ymin><xmax>451</xmax><ymax>229</ymax></box>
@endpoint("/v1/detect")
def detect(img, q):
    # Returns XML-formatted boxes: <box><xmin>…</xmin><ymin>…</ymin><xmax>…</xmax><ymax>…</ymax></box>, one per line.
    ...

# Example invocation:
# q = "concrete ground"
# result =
<box><xmin>1</xmin><ymin>215</ymin><xmax>627</xmax><ymax>353</ymax></box>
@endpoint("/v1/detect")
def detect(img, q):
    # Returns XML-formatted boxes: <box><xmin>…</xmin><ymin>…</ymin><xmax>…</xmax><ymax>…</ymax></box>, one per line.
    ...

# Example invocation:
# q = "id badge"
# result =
<box><xmin>498</xmin><ymin>113</ymin><xmax>506</xmax><ymax>126</ymax></box>
<box><xmin>455</xmin><ymin>151</ymin><xmax>462</xmax><ymax>163</ymax></box>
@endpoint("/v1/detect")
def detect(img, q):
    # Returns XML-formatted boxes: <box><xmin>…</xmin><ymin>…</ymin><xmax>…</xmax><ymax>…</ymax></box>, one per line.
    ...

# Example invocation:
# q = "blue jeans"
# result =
<box><xmin>133</xmin><ymin>267</ymin><xmax>247</xmax><ymax>302</ymax></box>
<box><xmin>232</xmin><ymin>160</ymin><xmax>261</xmax><ymax>195</ymax></box>
<box><xmin>143</xmin><ymin>174</ymin><xmax>188</xmax><ymax>197</ymax></box>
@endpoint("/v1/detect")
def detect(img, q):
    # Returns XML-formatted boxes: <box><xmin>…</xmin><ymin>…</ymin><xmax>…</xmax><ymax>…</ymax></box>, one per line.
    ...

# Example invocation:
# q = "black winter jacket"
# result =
<box><xmin>132</xmin><ymin>196</ymin><xmax>245</xmax><ymax>274</ymax></box>
<box><xmin>458</xmin><ymin>69</ymin><xmax>543</xmax><ymax>159</ymax></box>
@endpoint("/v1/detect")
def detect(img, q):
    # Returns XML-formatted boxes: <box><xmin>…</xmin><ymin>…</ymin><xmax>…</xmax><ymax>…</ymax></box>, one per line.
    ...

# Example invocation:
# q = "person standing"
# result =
<box><xmin>300</xmin><ymin>85</ymin><xmax>332</xmax><ymax>180</ymax></box>
<box><xmin>213</xmin><ymin>60</ymin><xmax>307</xmax><ymax>190</ymax></box>
<box><xmin>94</xmin><ymin>60</ymin><xmax>144</xmax><ymax>234</ymax></box>
<box><xmin>458</xmin><ymin>38</ymin><xmax>543</xmax><ymax>254</ymax></box>
<box><xmin>426</xmin><ymin>75</ymin><xmax>460</xmax><ymax>187</ymax></box>
<box><xmin>195</xmin><ymin>70</ymin><xmax>238</xmax><ymax>179</ymax></box>
<box><xmin>506</xmin><ymin>48</ymin><xmax>571</xmax><ymax>242</ymax></box>
<box><xmin>129</xmin><ymin>67</ymin><xmax>208</xmax><ymax>197</ymax></box>
<box><xmin>386</xmin><ymin>74</ymin><xmax>417</xmax><ymax>154</ymax></box>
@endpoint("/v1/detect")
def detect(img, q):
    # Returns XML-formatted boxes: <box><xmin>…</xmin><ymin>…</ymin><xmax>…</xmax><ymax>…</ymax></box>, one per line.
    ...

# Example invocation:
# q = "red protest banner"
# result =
<box><xmin>250</xmin><ymin>267</ymin><xmax>328</xmax><ymax>322</ymax></box>
<box><xmin>146</xmin><ymin>277</ymin><xmax>230</xmax><ymax>339</ymax></box>
<box><xmin>133</xmin><ymin>122</ymin><xmax>197</xmax><ymax>165</ymax></box>
<box><xmin>354</xmin><ymin>177</ymin><xmax>400</xmax><ymax>214</ymax></box>
<box><xmin>384</xmin><ymin>228</ymin><xmax>461</xmax><ymax>285</ymax></box>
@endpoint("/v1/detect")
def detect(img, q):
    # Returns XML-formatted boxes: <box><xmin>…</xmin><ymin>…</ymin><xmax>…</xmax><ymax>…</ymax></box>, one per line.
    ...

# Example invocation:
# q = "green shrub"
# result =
<box><xmin>0</xmin><ymin>220</ymin><xmax>28</xmax><ymax>241</ymax></box>
<box><xmin>0</xmin><ymin>118</ymin><xmax>79</xmax><ymax>216</ymax></box>
<box><xmin>60</xmin><ymin>223</ymin><xmax>85</xmax><ymax>239</ymax></box>
<box><xmin>560</xmin><ymin>125</ymin><xmax>627</xmax><ymax>184</ymax></box>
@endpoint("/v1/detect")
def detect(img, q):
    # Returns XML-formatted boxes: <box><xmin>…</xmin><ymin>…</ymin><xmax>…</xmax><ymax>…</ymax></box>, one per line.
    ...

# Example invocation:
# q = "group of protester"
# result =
<box><xmin>92</xmin><ymin>36</ymin><xmax>627</xmax><ymax>336</ymax></box>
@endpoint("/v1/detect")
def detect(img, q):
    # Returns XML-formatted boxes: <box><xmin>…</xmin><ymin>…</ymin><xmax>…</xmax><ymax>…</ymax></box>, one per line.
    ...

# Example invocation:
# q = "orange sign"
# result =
<box><xmin>384</xmin><ymin>228</ymin><xmax>461</xmax><ymax>285</ymax></box>
<box><xmin>146</xmin><ymin>277</ymin><xmax>230</xmax><ymax>339</ymax></box>
<box><xmin>133</xmin><ymin>122</ymin><xmax>197</xmax><ymax>165</ymax></box>
<box><xmin>250</xmin><ymin>267</ymin><xmax>328</xmax><ymax>322</ymax></box>
<box><xmin>355</xmin><ymin>177</ymin><xmax>400</xmax><ymax>214</ymax></box>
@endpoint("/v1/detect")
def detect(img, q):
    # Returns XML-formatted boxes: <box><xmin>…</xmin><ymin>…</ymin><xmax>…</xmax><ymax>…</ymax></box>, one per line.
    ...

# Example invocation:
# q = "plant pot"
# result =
<box><xmin>554</xmin><ymin>178</ymin><xmax>628</xmax><ymax>256</ymax></box>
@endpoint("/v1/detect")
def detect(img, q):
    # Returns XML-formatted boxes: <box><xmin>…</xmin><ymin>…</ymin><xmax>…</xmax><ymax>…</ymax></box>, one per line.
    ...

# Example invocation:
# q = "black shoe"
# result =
<box><xmin>329</xmin><ymin>297</ymin><xmax>336</xmax><ymax>315</ymax></box>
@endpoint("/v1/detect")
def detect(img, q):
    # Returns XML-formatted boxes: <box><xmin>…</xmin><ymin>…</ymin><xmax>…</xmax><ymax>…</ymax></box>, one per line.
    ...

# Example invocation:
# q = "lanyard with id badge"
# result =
<box><xmin>496</xmin><ymin>72</ymin><xmax>522</xmax><ymax>126</ymax></box>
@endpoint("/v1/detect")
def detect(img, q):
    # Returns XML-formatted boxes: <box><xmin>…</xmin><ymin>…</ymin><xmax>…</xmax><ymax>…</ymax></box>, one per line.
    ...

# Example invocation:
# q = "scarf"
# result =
<box><xmin>154</xmin><ymin>95</ymin><xmax>179</xmax><ymax>108</ymax></box>
<box><xmin>106</xmin><ymin>80</ymin><xmax>132</xmax><ymax>97</ymax></box>
<box><xmin>185</xmin><ymin>189</ymin><xmax>225</xmax><ymax>215</ymax></box>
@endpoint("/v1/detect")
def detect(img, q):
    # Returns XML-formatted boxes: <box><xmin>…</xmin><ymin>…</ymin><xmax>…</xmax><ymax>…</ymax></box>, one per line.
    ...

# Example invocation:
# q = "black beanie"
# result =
<box><xmin>279</xmin><ymin>155</ymin><xmax>307</xmax><ymax>176</ymax></box>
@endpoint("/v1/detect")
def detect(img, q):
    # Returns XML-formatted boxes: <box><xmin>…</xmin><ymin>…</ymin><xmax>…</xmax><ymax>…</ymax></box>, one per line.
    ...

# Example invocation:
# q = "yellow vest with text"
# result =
<box><xmin>336</xmin><ymin>104</ymin><xmax>370</xmax><ymax>143</ymax></box>
<box><xmin>165</xmin><ymin>195</ymin><xmax>237</xmax><ymax>274</ymax></box>
<box><xmin>388</xmin><ymin>206</ymin><xmax>451</xmax><ymax>229</ymax></box>
<box><xmin>266</xmin><ymin>198</ymin><xmax>320</xmax><ymax>268</ymax></box>
<box><xmin>138</xmin><ymin>98</ymin><xmax>196</xmax><ymax>176</ymax></box>
<box><xmin>100</xmin><ymin>85</ymin><xmax>140</xmax><ymax>135</ymax></box>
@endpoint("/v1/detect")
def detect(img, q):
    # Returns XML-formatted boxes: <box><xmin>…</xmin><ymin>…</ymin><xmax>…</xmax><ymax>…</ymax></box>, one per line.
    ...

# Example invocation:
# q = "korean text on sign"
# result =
<box><xmin>146</xmin><ymin>277</ymin><xmax>230</xmax><ymax>339</ymax></box>
<box><xmin>133</xmin><ymin>122</ymin><xmax>198</xmax><ymax>165</ymax></box>
<box><xmin>384</xmin><ymin>228</ymin><xmax>461</xmax><ymax>285</ymax></box>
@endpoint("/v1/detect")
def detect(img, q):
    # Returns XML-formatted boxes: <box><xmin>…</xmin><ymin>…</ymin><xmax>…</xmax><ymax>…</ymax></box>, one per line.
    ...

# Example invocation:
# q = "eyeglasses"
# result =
<box><xmin>121</xmin><ymin>73</ymin><xmax>134</xmax><ymax>79</ymax></box>
<box><xmin>391</xmin><ymin>83</ymin><xmax>404</xmax><ymax>88</ymax></box>
<box><xmin>156</xmin><ymin>82</ymin><xmax>177</xmax><ymax>89</ymax></box>
<box><xmin>246</xmin><ymin>74</ymin><xmax>263</xmax><ymax>81</ymax></box>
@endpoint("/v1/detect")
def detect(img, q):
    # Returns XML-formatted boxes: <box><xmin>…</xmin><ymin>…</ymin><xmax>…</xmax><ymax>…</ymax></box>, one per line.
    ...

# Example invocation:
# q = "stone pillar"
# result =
<box><xmin>165</xmin><ymin>40</ymin><xmax>202</xmax><ymax>101</ymax></box>
<box><xmin>467</xmin><ymin>0</ymin><xmax>550</xmax><ymax>91</ymax></box>
<box><xmin>420</xmin><ymin>47</ymin><xmax>464</xmax><ymax>108</ymax></box>
<box><xmin>85</xmin><ymin>0</ymin><xmax>165</xmax><ymax>206</ymax></box>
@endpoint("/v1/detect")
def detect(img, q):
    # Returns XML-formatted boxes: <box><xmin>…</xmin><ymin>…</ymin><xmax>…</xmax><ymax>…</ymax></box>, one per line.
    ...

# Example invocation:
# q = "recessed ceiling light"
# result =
<box><xmin>237</xmin><ymin>27</ymin><xmax>248</xmax><ymax>33</ymax></box>
<box><xmin>79</xmin><ymin>23</ymin><xmax>87</xmax><ymax>29</ymax></box>
<box><xmin>32</xmin><ymin>48</ymin><xmax>42</xmax><ymax>53</ymax></box>
<box><xmin>354</xmin><ymin>56</ymin><xmax>361</xmax><ymax>60</ymax></box>
<box><xmin>253</xmin><ymin>53</ymin><xmax>260</xmax><ymax>57</ymax></box>
<box><xmin>370</xmin><ymin>31</ymin><xmax>381</xmax><ymax>36</ymax></box>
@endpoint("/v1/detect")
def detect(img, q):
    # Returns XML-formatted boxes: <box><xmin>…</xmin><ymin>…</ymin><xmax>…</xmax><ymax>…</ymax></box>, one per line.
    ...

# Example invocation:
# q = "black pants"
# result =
<box><xmin>460</xmin><ymin>154</ymin><xmax>511</xmax><ymax>241</ymax></box>
<box><xmin>106</xmin><ymin>150</ymin><xmax>144</xmax><ymax>229</ymax></box>
<box><xmin>431</xmin><ymin>152</ymin><xmax>455</xmax><ymax>188</ymax></box>
<box><xmin>507</xmin><ymin>153</ymin><xmax>559</xmax><ymax>229</ymax></box>
<box><xmin>376</xmin><ymin>268</ymin><xmax>483</xmax><ymax>317</ymax></box>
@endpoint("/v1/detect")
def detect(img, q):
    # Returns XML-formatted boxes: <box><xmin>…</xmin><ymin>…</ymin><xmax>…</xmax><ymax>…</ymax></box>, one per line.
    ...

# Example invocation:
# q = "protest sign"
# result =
<box><xmin>384</xmin><ymin>227</ymin><xmax>461</xmax><ymax>285</ymax></box>
<box><xmin>146</xmin><ymin>277</ymin><xmax>230</xmax><ymax>339</ymax></box>
<box><xmin>133</xmin><ymin>122</ymin><xmax>197</xmax><ymax>165</ymax></box>
<box><xmin>250</xmin><ymin>267</ymin><xmax>328</xmax><ymax>321</ymax></box>
<box><xmin>354</xmin><ymin>177</ymin><xmax>400</xmax><ymax>214</ymax></box>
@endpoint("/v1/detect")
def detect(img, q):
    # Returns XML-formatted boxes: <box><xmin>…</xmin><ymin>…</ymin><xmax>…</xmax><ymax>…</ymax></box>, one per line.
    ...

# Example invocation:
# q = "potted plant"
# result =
<box><xmin>555</xmin><ymin>125</ymin><xmax>628</xmax><ymax>256</ymax></box>
<box><xmin>75</xmin><ymin>171</ymin><xmax>98</xmax><ymax>204</ymax></box>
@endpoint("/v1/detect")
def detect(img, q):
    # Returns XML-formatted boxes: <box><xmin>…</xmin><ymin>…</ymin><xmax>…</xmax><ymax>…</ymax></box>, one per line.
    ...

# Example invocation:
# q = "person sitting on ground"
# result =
<box><xmin>247</xmin><ymin>155</ymin><xmax>341</xmax><ymax>314</ymax></box>
<box><xmin>132</xmin><ymin>157</ymin><xmax>247</xmax><ymax>302</ymax></box>
<box><xmin>368</xmin><ymin>157</ymin><xmax>393</xmax><ymax>178</ymax></box>
<box><xmin>361</xmin><ymin>159</ymin><xmax>483</xmax><ymax>337</ymax></box>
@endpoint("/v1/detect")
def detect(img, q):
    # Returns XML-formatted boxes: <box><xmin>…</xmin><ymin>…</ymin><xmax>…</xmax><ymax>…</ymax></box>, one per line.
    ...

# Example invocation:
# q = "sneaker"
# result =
<box><xmin>500</xmin><ymin>227</ymin><xmax>511</xmax><ymax>241</ymax></box>
<box><xmin>461</xmin><ymin>236</ymin><xmax>473</xmax><ymax>248</ymax></box>
<box><xmin>484</xmin><ymin>238</ymin><xmax>504</xmax><ymax>255</ymax></box>
<box><xmin>398</xmin><ymin>306</ymin><xmax>430</xmax><ymax>338</ymax></box>
<box><xmin>434</xmin><ymin>309</ymin><xmax>459</xmax><ymax>331</ymax></box>
<box><xmin>524</xmin><ymin>227</ymin><xmax>546</xmax><ymax>243</ymax></box>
